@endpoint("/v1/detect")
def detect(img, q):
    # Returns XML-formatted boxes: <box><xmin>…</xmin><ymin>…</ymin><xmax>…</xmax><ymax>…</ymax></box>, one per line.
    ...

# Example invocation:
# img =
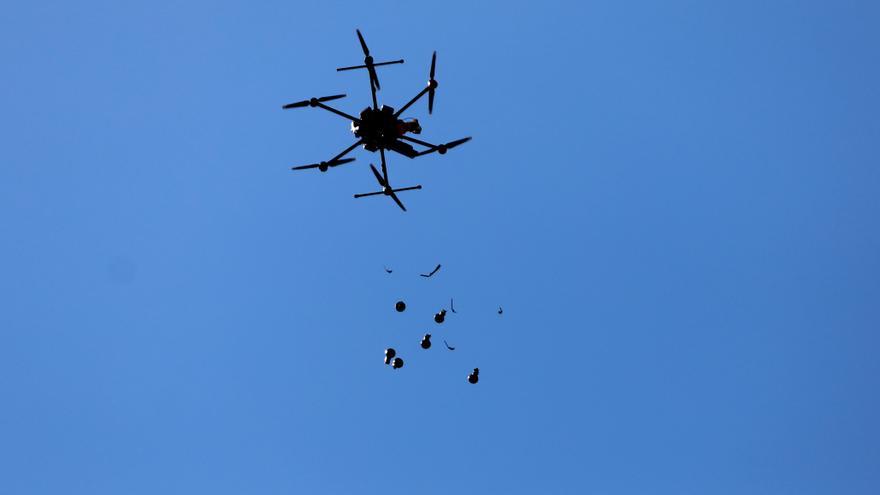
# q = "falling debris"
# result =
<box><xmin>420</xmin><ymin>334</ymin><xmax>432</xmax><ymax>349</ymax></box>
<box><xmin>434</xmin><ymin>309</ymin><xmax>447</xmax><ymax>324</ymax></box>
<box><xmin>498</xmin><ymin>306</ymin><xmax>503</xmax><ymax>315</ymax></box>
<box><xmin>391</xmin><ymin>357</ymin><xmax>404</xmax><ymax>369</ymax></box>
<box><xmin>384</xmin><ymin>266</ymin><xmax>393</xmax><ymax>274</ymax></box>
<box><xmin>467</xmin><ymin>368</ymin><xmax>479</xmax><ymax>384</ymax></box>
<box><xmin>443</xmin><ymin>340</ymin><xmax>455</xmax><ymax>351</ymax></box>
<box><xmin>384</xmin><ymin>348</ymin><xmax>397</xmax><ymax>365</ymax></box>
<box><xmin>395</xmin><ymin>300</ymin><xmax>406</xmax><ymax>312</ymax></box>
<box><xmin>420</xmin><ymin>264</ymin><xmax>442</xmax><ymax>278</ymax></box>
<box><xmin>450</xmin><ymin>298</ymin><xmax>457</xmax><ymax>313</ymax></box>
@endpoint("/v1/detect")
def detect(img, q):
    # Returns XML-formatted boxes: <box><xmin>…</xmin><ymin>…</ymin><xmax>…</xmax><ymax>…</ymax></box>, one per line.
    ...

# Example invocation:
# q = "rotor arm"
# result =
<box><xmin>379</xmin><ymin>147</ymin><xmax>389</xmax><ymax>183</ymax></box>
<box><xmin>314</xmin><ymin>102</ymin><xmax>360</xmax><ymax>122</ymax></box>
<box><xmin>394</xmin><ymin>51</ymin><xmax>439</xmax><ymax>117</ymax></box>
<box><xmin>291</xmin><ymin>140</ymin><xmax>363</xmax><ymax>173</ymax></box>
<box><xmin>393</xmin><ymin>85</ymin><xmax>431</xmax><ymax>118</ymax></box>
<box><xmin>329</xmin><ymin>139</ymin><xmax>364</xmax><ymax>163</ymax></box>
<box><xmin>398</xmin><ymin>135</ymin><xmax>438</xmax><ymax>149</ymax></box>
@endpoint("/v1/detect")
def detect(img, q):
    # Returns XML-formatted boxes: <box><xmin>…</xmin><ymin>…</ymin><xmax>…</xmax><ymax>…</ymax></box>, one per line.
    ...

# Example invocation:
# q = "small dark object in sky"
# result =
<box><xmin>434</xmin><ymin>309</ymin><xmax>447</xmax><ymax>324</ymax></box>
<box><xmin>384</xmin><ymin>348</ymin><xmax>396</xmax><ymax>365</ymax></box>
<box><xmin>498</xmin><ymin>306</ymin><xmax>503</xmax><ymax>315</ymax></box>
<box><xmin>391</xmin><ymin>357</ymin><xmax>404</xmax><ymax>369</ymax></box>
<box><xmin>467</xmin><ymin>368</ymin><xmax>479</xmax><ymax>384</ymax></box>
<box><xmin>450</xmin><ymin>298</ymin><xmax>457</xmax><ymax>313</ymax></box>
<box><xmin>395</xmin><ymin>300</ymin><xmax>406</xmax><ymax>312</ymax></box>
<box><xmin>384</xmin><ymin>266</ymin><xmax>393</xmax><ymax>274</ymax></box>
<box><xmin>420</xmin><ymin>334</ymin><xmax>432</xmax><ymax>349</ymax></box>
<box><xmin>443</xmin><ymin>340</ymin><xmax>455</xmax><ymax>351</ymax></box>
<box><xmin>283</xmin><ymin>30</ymin><xmax>471</xmax><ymax>211</ymax></box>
<box><xmin>420</xmin><ymin>264</ymin><xmax>442</xmax><ymax>278</ymax></box>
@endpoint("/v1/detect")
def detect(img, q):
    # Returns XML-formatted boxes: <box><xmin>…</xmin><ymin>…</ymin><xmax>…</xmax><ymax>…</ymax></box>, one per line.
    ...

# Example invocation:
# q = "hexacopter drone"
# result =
<box><xmin>283</xmin><ymin>29</ymin><xmax>471</xmax><ymax>211</ymax></box>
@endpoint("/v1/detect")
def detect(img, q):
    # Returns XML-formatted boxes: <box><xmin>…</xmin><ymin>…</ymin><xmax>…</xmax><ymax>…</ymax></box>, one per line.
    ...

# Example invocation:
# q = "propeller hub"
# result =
<box><xmin>383</xmin><ymin>185</ymin><xmax>392</xmax><ymax>195</ymax></box>
<box><xmin>365</xmin><ymin>55</ymin><xmax>373</xmax><ymax>65</ymax></box>
<box><xmin>428</xmin><ymin>79</ymin><xmax>438</xmax><ymax>89</ymax></box>
<box><xmin>309</xmin><ymin>97</ymin><xmax>318</xmax><ymax>107</ymax></box>
<box><xmin>437</xmin><ymin>145</ymin><xmax>448</xmax><ymax>155</ymax></box>
<box><xmin>318</xmin><ymin>162</ymin><xmax>328</xmax><ymax>172</ymax></box>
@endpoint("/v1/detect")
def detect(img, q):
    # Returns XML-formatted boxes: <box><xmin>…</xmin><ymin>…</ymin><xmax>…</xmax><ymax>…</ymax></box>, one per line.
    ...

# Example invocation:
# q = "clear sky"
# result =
<box><xmin>2</xmin><ymin>1</ymin><xmax>879</xmax><ymax>493</ymax></box>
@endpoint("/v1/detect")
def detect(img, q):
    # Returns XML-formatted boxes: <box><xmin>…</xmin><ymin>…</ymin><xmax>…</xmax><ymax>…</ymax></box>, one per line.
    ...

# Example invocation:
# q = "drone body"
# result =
<box><xmin>283</xmin><ymin>29</ymin><xmax>471</xmax><ymax>211</ymax></box>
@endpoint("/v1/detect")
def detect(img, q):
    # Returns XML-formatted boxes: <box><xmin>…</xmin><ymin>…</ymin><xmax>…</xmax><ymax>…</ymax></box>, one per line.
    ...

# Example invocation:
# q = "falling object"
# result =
<box><xmin>467</xmin><ymin>368</ymin><xmax>479</xmax><ymax>384</ymax></box>
<box><xmin>384</xmin><ymin>348</ymin><xmax>396</xmax><ymax>365</ymax></box>
<box><xmin>420</xmin><ymin>264</ymin><xmax>442</xmax><ymax>278</ymax></box>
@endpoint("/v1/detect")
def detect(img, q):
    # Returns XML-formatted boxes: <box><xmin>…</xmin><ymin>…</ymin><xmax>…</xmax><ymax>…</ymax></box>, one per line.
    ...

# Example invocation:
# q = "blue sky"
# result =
<box><xmin>1</xmin><ymin>1</ymin><xmax>879</xmax><ymax>493</ymax></box>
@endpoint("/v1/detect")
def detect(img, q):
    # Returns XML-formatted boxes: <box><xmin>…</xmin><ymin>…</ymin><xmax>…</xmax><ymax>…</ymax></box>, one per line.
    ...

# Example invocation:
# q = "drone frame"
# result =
<box><xmin>283</xmin><ymin>29</ymin><xmax>471</xmax><ymax>211</ymax></box>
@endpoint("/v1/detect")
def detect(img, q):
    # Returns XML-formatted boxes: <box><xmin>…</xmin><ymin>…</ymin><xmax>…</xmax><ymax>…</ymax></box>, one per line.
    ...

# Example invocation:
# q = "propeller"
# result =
<box><xmin>428</xmin><ymin>51</ymin><xmax>437</xmax><ymax>114</ymax></box>
<box><xmin>356</xmin><ymin>29</ymin><xmax>381</xmax><ymax>90</ymax></box>
<box><xmin>291</xmin><ymin>157</ymin><xmax>355</xmax><ymax>172</ymax></box>
<box><xmin>445</xmin><ymin>137</ymin><xmax>471</xmax><ymax>149</ymax></box>
<box><xmin>356</xmin><ymin>29</ymin><xmax>370</xmax><ymax>58</ymax></box>
<box><xmin>336</xmin><ymin>30</ymin><xmax>404</xmax><ymax>94</ymax></box>
<box><xmin>438</xmin><ymin>137</ymin><xmax>471</xmax><ymax>155</ymax></box>
<box><xmin>354</xmin><ymin>161</ymin><xmax>422</xmax><ymax>211</ymax></box>
<box><xmin>369</xmin><ymin>163</ymin><xmax>386</xmax><ymax>186</ymax></box>
<box><xmin>282</xmin><ymin>94</ymin><xmax>346</xmax><ymax>109</ymax></box>
<box><xmin>415</xmin><ymin>137</ymin><xmax>472</xmax><ymax>156</ymax></box>
<box><xmin>388</xmin><ymin>189</ymin><xmax>407</xmax><ymax>212</ymax></box>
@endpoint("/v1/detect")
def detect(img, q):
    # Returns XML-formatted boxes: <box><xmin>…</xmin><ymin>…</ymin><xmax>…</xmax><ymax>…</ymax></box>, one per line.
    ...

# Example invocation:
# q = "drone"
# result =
<box><xmin>283</xmin><ymin>29</ymin><xmax>472</xmax><ymax>211</ymax></box>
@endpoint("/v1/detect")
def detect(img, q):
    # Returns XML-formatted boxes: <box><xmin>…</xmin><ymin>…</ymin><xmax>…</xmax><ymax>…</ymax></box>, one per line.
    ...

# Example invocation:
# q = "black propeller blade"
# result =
<box><xmin>369</xmin><ymin>163</ymin><xmax>386</xmax><ymax>186</ymax></box>
<box><xmin>353</xmin><ymin>191</ymin><xmax>384</xmax><ymax>198</ymax></box>
<box><xmin>337</xmin><ymin>60</ymin><xmax>405</xmax><ymax>71</ymax></box>
<box><xmin>356</xmin><ymin>29</ymin><xmax>381</xmax><ymax>90</ymax></box>
<box><xmin>356</xmin><ymin>29</ymin><xmax>370</xmax><ymax>57</ymax></box>
<box><xmin>428</xmin><ymin>51</ymin><xmax>437</xmax><ymax>114</ymax></box>
<box><xmin>282</xmin><ymin>94</ymin><xmax>346</xmax><ymax>109</ymax></box>
<box><xmin>387</xmin><ymin>186</ymin><xmax>422</xmax><ymax>212</ymax></box>
<box><xmin>445</xmin><ymin>137</ymin><xmax>471</xmax><ymax>149</ymax></box>
<box><xmin>429</xmin><ymin>137</ymin><xmax>471</xmax><ymax>155</ymax></box>
<box><xmin>291</xmin><ymin>157</ymin><xmax>355</xmax><ymax>172</ymax></box>
<box><xmin>388</xmin><ymin>190</ymin><xmax>406</xmax><ymax>211</ymax></box>
<box><xmin>353</xmin><ymin>185</ymin><xmax>422</xmax><ymax>208</ymax></box>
